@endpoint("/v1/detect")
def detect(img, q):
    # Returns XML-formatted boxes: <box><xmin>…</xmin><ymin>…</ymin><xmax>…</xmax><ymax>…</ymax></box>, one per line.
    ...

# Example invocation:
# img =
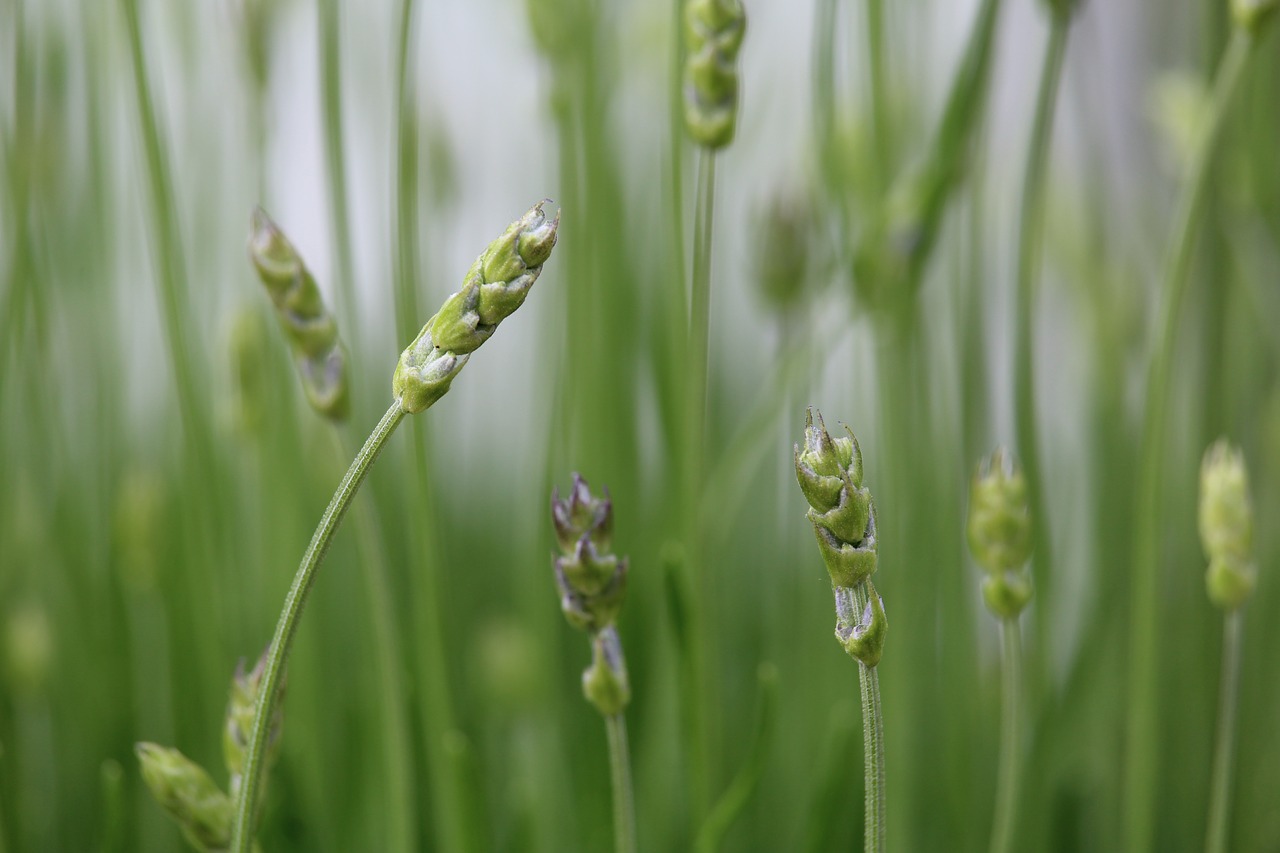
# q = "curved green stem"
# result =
<box><xmin>989</xmin><ymin>617</ymin><xmax>1023</xmax><ymax>853</ymax></box>
<box><xmin>605</xmin><ymin>713</ymin><xmax>637</xmax><ymax>853</ymax></box>
<box><xmin>853</xmin><ymin>583</ymin><xmax>886</xmax><ymax>853</ymax></box>
<box><xmin>1123</xmin><ymin>28</ymin><xmax>1256</xmax><ymax>853</ymax></box>
<box><xmin>1013</xmin><ymin>11</ymin><xmax>1070</xmax><ymax>704</ymax></box>
<box><xmin>230</xmin><ymin>401</ymin><xmax>406</xmax><ymax>853</ymax></box>
<box><xmin>1205</xmin><ymin>610</ymin><xmax>1244</xmax><ymax>853</ymax></box>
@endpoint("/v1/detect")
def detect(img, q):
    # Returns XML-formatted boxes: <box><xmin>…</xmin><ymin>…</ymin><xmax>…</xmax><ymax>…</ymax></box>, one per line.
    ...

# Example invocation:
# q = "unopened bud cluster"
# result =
<box><xmin>1199</xmin><ymin>440</ymin><xmax>1256</xmax><ymax>611</ymax></box>
<box><xmin>967</xmin><ymin>448</ymin><xmax>1033</xmax><ymax>619</ymax></box>
<box><xmin>138</xmin><ymin>650</ymin><xmax>283</xmax><ymax>851</ymax></box>
<box><xmin>684</xmin><ymin>0</ymin><xmax>746</xmax><ymax>149</ymax></box>
<box><xmin>551</xmin><ymin>474</ymin><xmax>631</xmax><ymax>715</ymax></box>
<box><xmin>394</xmin><ymin>202</ymin><xmax>559</xmax><ymax>414</ymax></box>
<box><xmin>795</xmin><ymin>408</ymin><xmax>887</xmax><ymax>667</ymax></box>
<box><xmin>248</xmin><ymin>208</ymin><xmax>350</xmax><ymax>420</ymax></box>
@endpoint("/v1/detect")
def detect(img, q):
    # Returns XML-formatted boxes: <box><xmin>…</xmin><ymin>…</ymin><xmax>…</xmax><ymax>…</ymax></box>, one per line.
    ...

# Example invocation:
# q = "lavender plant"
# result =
<box><xmin>794</xmin><ymin>408</ymin><xmax>886</xmax><ymax>853</ymax></box>
<box><xmin>228</xmin><ymin>202</ymin><xmax>559</xmax><ymax>853</ymax></box>
<box><xmin>967</xmin><ymin>448</ymin><xmax>1033</xmax><ymax>853</ymax></box>
<box><xmin>551</xmin><ymin>475</ymin><xmax>636</xmax><ymax>853</ymax></box>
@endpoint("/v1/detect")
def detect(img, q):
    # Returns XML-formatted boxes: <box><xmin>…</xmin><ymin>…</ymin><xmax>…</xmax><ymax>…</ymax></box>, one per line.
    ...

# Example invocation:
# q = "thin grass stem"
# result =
<box><xmin>605</xmin><ymin>713</ymin><xmax>637</xmax><ymax>853</ymax></box>
<box><xmin>865</xmin><ymin>0</ymin><xmax>890</xmax><ymax>193</ymax></box>
<box><xmin>230</xmin><ymin>401</ymin><xmax>406</xmax><ymax>853</ymax></box>
<box><xmin>1013</xmin><ymin>11</ymin><xmax>1070</xmax><ymax>705</ymax></box>
<box><xmin>1123</xmin><ymin>28</ymin><xmax>1256</xmax><ymax>853</ymax></box>
<box><xmin>1205</xmin><ymin>610</ymin><xmax>1244</xmax><ymax>853</ymax></box>
<box><xmin>989</xmin><ymin>618</ymin><xmax>1023</xmax><ymax>853</ymax></box>
<box><xmin>318</xmin><ymin>0</ymin><xmax>358</xmax><ymax>329</ymax></box>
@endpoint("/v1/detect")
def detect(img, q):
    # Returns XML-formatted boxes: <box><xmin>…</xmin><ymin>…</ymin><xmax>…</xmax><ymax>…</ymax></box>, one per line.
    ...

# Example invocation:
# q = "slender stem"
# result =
<box><xmin>1012</xmin><ymin>12</ymin><xmax>1070</xmax><ymax>706</ymax></box>
<box><xmin>853</xmin><ymin>583</ymin><xmax>886</xmax><ymax>853</ymax></box>
<box><xmin>328</xmin><ymin>428</ymin><xmax>416</xmax><ymax>852</ymax></box>
<box><xmin>1205</xmin><ymin>610</ymin><xmax>1244</xmax><ymax>853</ymax></box>
<box><xmin>1123</xmin><ymin>29</ymin><xmax>1255</xmax><ymax>853</ymax></box>
<box><xmin>605</xmin><ymin>713</ymin><xmax>637</xmax><ymax>853</ymax></box>
<box><xmin>989</xmin><ymin>617</ymin><xmax>1023</xmax><ymax>853</ymax></box>
<box><xmin>230</xmin><ymin>401</ymin><xmax>406</xmax><ymax>853</ymax></box>
<box><xmin>679</xmin><ymin>147</ymin><xmax>718</xmax><ymax>818</ymax></box>
<box><xmin>317</xmin><ymin>0</ymin><xmax>358</xmax><ymax>329</ymax></box>
<box><xmin>865</xmin><ymin>0</ymin><xmax>890</xmax><ymax>195</ymax></box>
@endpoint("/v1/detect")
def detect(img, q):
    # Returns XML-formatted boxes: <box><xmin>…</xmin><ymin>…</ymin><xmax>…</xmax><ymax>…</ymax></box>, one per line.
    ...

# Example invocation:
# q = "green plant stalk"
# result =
<box><xmin>1012</xmin><ymin>12</ymin><xmax>1070</xmax><ymax>705</ymax></box>
<box><xmin>864</xmin><ymin>0</ymin><xmax>890</xmax><ymax>195</ymax></box>
<box><xmin>318</xmin><ymin>0</ymin><xmax>358</xmax><ymax>329</ymax></box>
<box><xmin>989</xmin><ymin>617</ymin><xmax>1023</xmax><ymax>853</ymax></box>
<box><xmin>852</xmin><ymin>582</ymin><xmax>886</xmax><ymax>853</ymax></box>
<box><xmin>694</xmin><ymin>666</ymin><xmax>778</xmax><ymax>853</ymax></box>
<box><xmin>680</xmin><ymin>146</ymin><xmax>719</xmax><ymax>819</ymax></box>
<box><xmin>605</xmin><ymin>713</ymin><xmax>637</xmax><ymax>853</ymax></box>
<box><xmin>328</xmin><ymin>429</ymin><xmax>415</xmax><ymax>853</ymax></box>
<box><xmin>1123</xmin><ymin>28</ymin><xmax>1257</xmax><ymax>853</ymax></box>
<box><xmin>1205</xmin><ymin>610</ymin><xmax>1243</xmax><ymax>853</ymax></box>
<box><xmin>230</xmin><ymin>401</ymin><xmax>405</xmax><ymax>853</ymax></box>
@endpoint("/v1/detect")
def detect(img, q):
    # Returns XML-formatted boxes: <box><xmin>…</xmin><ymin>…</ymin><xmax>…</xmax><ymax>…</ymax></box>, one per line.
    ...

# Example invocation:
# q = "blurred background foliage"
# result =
<box><xmin>2</xmin><ymin>0</ymin><xmax>1280</xmax><ymax>850</ymax></box>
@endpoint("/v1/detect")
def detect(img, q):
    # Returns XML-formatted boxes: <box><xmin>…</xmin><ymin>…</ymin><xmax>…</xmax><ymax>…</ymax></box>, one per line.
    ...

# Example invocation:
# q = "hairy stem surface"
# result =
<box><xmin>854</xmin><ymin>583</ymin><xmax>886</xmax><ymax>853</ymax></box>
<box><xmin>230</xmin><ymin>401</ymin><xmax>406</xmax><ymax>853</ymax></box>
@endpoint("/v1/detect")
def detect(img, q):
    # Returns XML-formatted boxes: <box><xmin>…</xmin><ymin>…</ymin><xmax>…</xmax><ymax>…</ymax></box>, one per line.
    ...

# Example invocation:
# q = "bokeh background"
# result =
<box><xmin>2</xmin><ymin>0</ymin><xmax>1280</xmax><ymax>850</ymax></box>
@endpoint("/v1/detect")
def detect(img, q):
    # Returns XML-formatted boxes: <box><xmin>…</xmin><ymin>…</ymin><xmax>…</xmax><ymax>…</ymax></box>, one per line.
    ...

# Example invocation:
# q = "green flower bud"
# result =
<box><xmin>582</xmin><ymin>625</ymin><xmax>631</xmax><ymax>716</ymax></box>
<box><xmin>552</xmin><ymin>475</ymin><xmax>628</xmax><ymax>633</ymax></box>
<box><xmin>813</xmin><ymin>513</ymin><xmax>878</xmax><ymax>589</ymax></box>
<box><xmin>1199</xmin><ymin>440</ymin><xmax>1256</xmax><ymax>610</ymax></box>
<box><xmin>967</xmin><ymin>448</ymin><xmax>1032</xmax><ymax>575</ymax></box>
<box><xmin>795</xmin><ymin>408</ymin><xmax>875</xmax><ymax>577</ymax></box>
<box><xmin>136</xmin><ymin>743</ymin><xmax>233</xmax><ymax>852</ymax></box>
<box><xmin>1232</xmin><ymin>0</ymin><xmax>1278</xmax><ymax>32</ymax></box>
<box><xmin>551</xmin><ymin>473</ymin><xmax>614</xmax><ymax>553</ymax></box>
<box><xmin>754</xmin><ymin>191</ymin><xmax>814</xmax><ymax>312</ymax></box>
<box><xmin>836</xmin><ymin>580</ymin><xmax>887</xmax><ymax>668</ymax></box>
<box><xmin>395</xmin><ymin>203</ymin><xmax>559</xmax><ymax>414</ymax></box>
<box><xmin>1199</xmin><ymin>440</ymin><xmax>1253</xmax><ymax>566</ymax></box>
<box><xmin>684</xmin><ymin>0</ymin><xmax>746</xmax><ymax>149</ymax></box>
<box><xmin>223</xmin><ymin>649</ymin><xmax>284</xmax><ymax>796</ymax></box>
<box><xmin>247</xmin><ymin>208</ymin><xmax>349</xmax><ymax>421</ymax></box>
<box><xmin>981</xmin><ymin>572</ymin><xmax>1034</xmax><ymax>620</ymax></box>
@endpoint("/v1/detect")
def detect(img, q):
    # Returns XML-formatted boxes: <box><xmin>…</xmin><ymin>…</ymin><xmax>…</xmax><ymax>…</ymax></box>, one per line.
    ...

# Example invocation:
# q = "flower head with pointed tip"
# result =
<box><xmin>551</xmin><ymin>474</ymin><xmax>628</xmax><ymax>633</ymax></box>
<box><xmin>967</xmin><ymin>447</ymin><xmax>1034</xmax><ymax>619</ymax></box>
<box><xmin>1200</xmin><ymin>440</ymin><xmax>1256</xmax><ymax>610</ymax></box>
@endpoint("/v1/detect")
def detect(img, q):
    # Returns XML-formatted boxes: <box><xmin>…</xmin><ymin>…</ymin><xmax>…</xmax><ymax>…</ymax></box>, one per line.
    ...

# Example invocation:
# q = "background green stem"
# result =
<box><xmin>1013</xmin><ymin>13</ymin><xmax>1069</xmax><ymax>707</ymax></box>
<box><xmin>606</xmin><ymin>713</ymin><xmax>637</xmax><ymax>853</ymax></box>
<box><xmin>1123</xmin><ymin>28</ymin><xmax>1255</xmax><ymax>853</ymax></box>
<box><xmin>1204</xmin><ymin>610</ymin><xmax>1243</xmax><ymax>853</ymax></box>
<box><xmin>989</xmin><ymin>617</ymin><xmax>1023</xmax><ymax>853</ymax></box>
<box><xmin>230</xmin><ymin>401</ymin><xmax>406</xmax><ymax>853</ymax></box>
<box><xmin>318</xmin><ymin>0</ymin><xmax>358</xmax><ymax>328</ymax></box>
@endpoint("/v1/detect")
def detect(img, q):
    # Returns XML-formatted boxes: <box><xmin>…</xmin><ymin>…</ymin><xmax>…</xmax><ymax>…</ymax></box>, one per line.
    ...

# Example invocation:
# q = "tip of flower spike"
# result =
<box><xmin>247</xmin><ymin>206</ymin><xmax>300</xmax><ymax>285</ymax></box>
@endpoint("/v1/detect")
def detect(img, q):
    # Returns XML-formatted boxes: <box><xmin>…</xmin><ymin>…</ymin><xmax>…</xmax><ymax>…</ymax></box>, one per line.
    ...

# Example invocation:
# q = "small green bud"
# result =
<box><xmin>836</xmin><ymin>580</ymin><xmax>888</xmax><ymax>668</ymax></box>
<box><xmin>812</xmin><ymin>513</ymin><xmax>878</xmax><ymax>588</ymax></box>
<box><xmin>395</xmin><ymin>203</ymin><xmax>558</xmax><ymax>414</ymax></box>
<box><xmin>223</xmin><ymin>649</ymin><xmax>284</xmax><ymax>796</ymax></box>
<box><xmin>136</xmin><ymin>743</ymin><xmax>233</xmax><ymax>852</ymax></box>
<box><xmin>3</xmin><ymin>603</ymin><xmax>53</xmax><ymax>696</ymax></box>
<box><xmin>795</xmin><ymin>408</ymin><xmax>874</xmax><ymax>573</ymax></box>
<box><xmin>1199</xmin><ymin>440</ymin><xmax>1253</xmax><ymax>566</ymax></box>
<box><xmin>684</xmin><ymin>0</ymin><xmax>747</xmax><ymax>149</ymax></box>
<box><xmin>754</xmin><ymin>191</ymin><xmax>814</xmax><ymax>312</ymax></box>
<box><xmin>582</xmin><ymin>626</ymin><xmax>631</xmax><ymax>716</ymax></box>
<box><xmin>551</xmin><ymin>473</ymin><xmax>614</xmax><ymax>553</ymax></box>
<box><xmin>1199</xmin><ymin>440</ymin><xmax>1256</xmax><ymax>610</ymax></box>
<box><xmin>981</xmin><ymin>572</ymin><xmax>1034</xmax><ymax>620</ymax></box>
<box><xmin>967</xmin><ymin>448</ymin><xmax>1032</xmax><ymax>575</ymax></box>
<box><xmin>1232</xmin><ymin>0</ymin><xmax>1278</xmax><ymax>32</ymax></box>
<box><xmin>247</xmin><ymin>207</ymin><xmax>349</xmax><ymax>421</ymax></box>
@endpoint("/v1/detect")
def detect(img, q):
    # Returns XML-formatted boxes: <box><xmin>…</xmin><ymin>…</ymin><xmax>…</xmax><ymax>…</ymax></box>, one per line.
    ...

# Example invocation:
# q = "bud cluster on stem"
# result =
<box><xmin>967</xmin><ymin>447</ymin><xmax>1034</xmax><ymax>620</ymax></box>
<box><xmin>1199</xmin><ymin>440</ymin><xmax>1256</xmax><ymax>611</ymax></box>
